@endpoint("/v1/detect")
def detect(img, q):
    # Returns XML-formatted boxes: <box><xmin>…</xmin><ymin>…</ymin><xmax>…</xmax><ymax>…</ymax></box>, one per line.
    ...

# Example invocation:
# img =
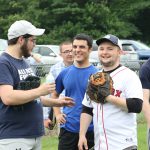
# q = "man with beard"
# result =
<box><xmin>78</xmin><ymin>34</ymin><xmax>143</xmax><ymax>150</ymax></box>
<box><xmin>0</xmin><ymin>20</ymin><xmax>74</xmax><ymax>150</ymax></box>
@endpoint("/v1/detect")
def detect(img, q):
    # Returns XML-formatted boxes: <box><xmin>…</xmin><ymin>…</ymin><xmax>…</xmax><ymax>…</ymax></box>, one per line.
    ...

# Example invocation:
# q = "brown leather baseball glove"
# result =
<box><xmin>86</xmin><ymin>72</ymin><xmax>113</xmax><ymax>104</ymax></box>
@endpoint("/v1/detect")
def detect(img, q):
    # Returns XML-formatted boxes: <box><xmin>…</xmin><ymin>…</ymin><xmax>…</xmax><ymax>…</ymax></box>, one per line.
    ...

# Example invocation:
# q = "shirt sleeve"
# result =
<box><xmin>139</xmin><ymin>64</ymin><xmax>150</xmax><ymax>89</ymax></box>
<box><xmin>124</xmin><ymin>71</ymin><xmax>143</xmax><ymax>100</ymax></box>
<box><xmin>82</xmin><ymin>93</ymin><xmax>93</xmax><ymax>108</ymax></box>
<box><xmin>55</xmin><ymin>71</ymin><xmax>65</xmax><ymax>94</ymax></box>
<box><xmin>0</xmin><ymin>62</ymin><xmax>14</xmax><ymax>85</ymax></box>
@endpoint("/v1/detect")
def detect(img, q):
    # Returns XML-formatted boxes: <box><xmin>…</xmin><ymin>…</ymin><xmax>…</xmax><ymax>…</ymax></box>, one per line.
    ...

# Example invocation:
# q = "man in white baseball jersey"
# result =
<box><xmin>78</xmin><ymin>34</ymin><xmax>143</xmax><ymax>150</ymax></box>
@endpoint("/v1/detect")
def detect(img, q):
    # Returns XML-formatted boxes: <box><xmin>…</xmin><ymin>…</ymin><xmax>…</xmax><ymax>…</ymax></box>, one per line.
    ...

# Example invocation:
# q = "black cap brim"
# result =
<box><xmin>96</xmin><ymin>38</ymin><xmax>115</xmax><ymax>46</ymax></box>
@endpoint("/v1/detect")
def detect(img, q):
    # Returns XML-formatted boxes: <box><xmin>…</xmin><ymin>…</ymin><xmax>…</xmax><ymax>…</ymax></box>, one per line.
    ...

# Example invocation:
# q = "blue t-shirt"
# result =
<box><xmin>139</xmin><ymin>58</ymin><xmax>150</xmax><ymax>89</ymax></box>
<box><xmin>56</xmin><ymin>64</ymin><xmax>98</xmax><ymax>133</ymax></box>
<box><xmin>0</xmin><ymin>53</ymin><xmax>44</xmax><ymax>139</ymax></box>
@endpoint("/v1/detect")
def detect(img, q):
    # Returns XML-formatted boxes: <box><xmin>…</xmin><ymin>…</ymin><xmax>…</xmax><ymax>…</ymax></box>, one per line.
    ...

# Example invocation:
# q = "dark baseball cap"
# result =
<box><xmin>96</xmin><ymin>34</ymin><xmax>122</xmax><ymax>50</ymax></box>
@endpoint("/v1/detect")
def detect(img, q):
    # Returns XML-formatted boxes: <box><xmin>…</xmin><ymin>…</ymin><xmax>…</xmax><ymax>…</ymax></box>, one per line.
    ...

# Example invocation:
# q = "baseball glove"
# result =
<box><xmin>17</xmin><ymin>75</ymin><xmax>40</xmax><ymax>90</ymax></box>
<box><xmin>86</xmin><ymin>72</ymin><xmax>113</xmax><ymax>104</ymax></box>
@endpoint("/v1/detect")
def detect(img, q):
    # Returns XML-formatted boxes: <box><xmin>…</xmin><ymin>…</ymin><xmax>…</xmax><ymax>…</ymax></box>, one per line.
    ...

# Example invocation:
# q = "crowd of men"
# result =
<box><xmin>0</xmin><ymin>19</ymin><xmax>149</xmax><ymax>150</ymax></box>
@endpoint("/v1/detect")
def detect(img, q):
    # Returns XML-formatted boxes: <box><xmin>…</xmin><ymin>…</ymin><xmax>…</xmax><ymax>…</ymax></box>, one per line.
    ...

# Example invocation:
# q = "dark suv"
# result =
<box><xmin>121</xmin><ymin>40</ymin><xmax>150</xmax><ymax>60</ymax></box>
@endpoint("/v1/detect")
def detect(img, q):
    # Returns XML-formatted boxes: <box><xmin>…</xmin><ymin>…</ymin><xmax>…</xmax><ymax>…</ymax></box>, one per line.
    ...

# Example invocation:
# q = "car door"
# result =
<box><xmin>121</xmin><ymin>44</ymin><xmax>139</xmax><ymax>69</ymax></box>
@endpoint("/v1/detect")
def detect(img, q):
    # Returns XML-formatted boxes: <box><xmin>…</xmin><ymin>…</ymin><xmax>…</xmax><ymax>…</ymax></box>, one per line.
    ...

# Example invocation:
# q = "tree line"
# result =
<box><xmin>0</xmin><ymin>0</ymin><xmax>150</xmax><ymax>44</ymax></box>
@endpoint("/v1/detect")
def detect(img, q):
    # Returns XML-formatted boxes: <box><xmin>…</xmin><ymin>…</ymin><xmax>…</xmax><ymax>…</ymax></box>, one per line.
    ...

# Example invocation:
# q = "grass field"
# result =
<box><xmin>42</xmin><ymin>113</ymin><xmax>148</xmax><ymax>150</ymax></box>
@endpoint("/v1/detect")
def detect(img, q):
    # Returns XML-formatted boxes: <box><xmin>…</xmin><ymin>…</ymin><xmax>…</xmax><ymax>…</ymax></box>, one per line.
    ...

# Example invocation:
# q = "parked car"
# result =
<box><xmin>33</xmin><ymin>44</ymin><xmax>99</xmax><ymax>66</ymax></box>
<box><xmin>91</xmin><ymin>40</ymin><xmax>140</xmax><ymax>69</ymax></box>
<box><xmin>32</xmin><ymin>45</ymin><xmax>61</xmax><ymax>76</ymax></box>
<box><xmin>0</xmin><ymin>39</ymin><xmax>7</xmax><ymax>54</ymax></box>
<box><xmin>121</xmin><ymin>39</ymin><xmax>150</xmax><ymax>60</ymax></box>
<box><xmin>32</xmin><ymin>45</ymin><xmax>62</xmax><ymax>65</ymax></box>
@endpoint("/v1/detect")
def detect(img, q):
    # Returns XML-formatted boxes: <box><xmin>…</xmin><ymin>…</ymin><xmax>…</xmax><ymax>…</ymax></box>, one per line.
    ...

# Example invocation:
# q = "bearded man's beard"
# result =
<box><xmin>21</xmin><ymin>42</ymin><xmax>31</xmax><ymax>58</ymax></box>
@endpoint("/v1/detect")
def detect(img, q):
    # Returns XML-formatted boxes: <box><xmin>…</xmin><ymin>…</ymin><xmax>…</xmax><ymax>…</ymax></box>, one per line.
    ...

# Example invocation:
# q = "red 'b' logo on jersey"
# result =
<box><xmin>112</xmin><ymin>88</ymin><xmax>122</xmax><ymax>97</ymax></box>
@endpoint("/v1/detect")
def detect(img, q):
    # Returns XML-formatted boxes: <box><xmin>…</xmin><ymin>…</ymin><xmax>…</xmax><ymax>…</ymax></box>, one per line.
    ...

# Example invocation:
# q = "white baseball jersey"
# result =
<box><xmin>82</xmin><ymin>66</ymin><xmax>143</xmax><ymax>150</ymax></box>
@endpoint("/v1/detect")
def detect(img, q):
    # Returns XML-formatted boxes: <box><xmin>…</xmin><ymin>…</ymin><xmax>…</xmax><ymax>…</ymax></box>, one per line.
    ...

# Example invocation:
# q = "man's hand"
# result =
<box><xmin>44</xmin><ymin>118</ymin><xmax>52</xmax><ymax>128</ymax></box>
<box><xmin>56</xmin><ymin>113</ymin><xmax>66</xmax><ymax>124</ymax></box>
<box><xmin>78</xmin><ymin>135</ymin><xmax>88</xmax><ymax>150</ymax></box>
<box><xmin>38</xmin><ymin>83</ymin><xmax>56</xmax><ymax>96</ymax></box>
<box><xmin>58</xmin><ymin>96</ymin><xmax>75</xmax><ymax>107</ymax></box>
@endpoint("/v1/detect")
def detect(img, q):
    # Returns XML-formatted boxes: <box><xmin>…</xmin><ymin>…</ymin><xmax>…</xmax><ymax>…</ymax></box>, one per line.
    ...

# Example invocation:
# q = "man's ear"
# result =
<box><xmin>120</xmin><ymin>50</ymin><xmax>128</xmax><ymax>55</ymax></box>
<box><xmin>89</xmin><ymin>47</ymin><xmax>92</xmax><ymax>53</ymax></box>
<box><xmin>18</xmin><ymin>36</ymin><xmax>24</xmax><ymax>45</ymax></box>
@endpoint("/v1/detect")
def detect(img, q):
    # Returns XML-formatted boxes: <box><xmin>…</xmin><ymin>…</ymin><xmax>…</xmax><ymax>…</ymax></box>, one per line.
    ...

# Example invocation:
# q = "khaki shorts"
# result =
<box><xmin>0</xmin><ymin>137</ymin><xmax>41</xmax><ymax>150</ymax></box>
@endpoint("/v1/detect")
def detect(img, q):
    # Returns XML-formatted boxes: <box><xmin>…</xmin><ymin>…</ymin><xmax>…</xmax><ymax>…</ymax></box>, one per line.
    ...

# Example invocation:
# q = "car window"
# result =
<box><xmin>33</xmin><ymin>46</ymin><xmax>40</xmax><ymax>53</ymax></box>
<box><xmin>133</xmin><ymin>41</ymin><xmax>150</xmax><ymax>50</ymax></box>
<box><xmin>49</xmin><ymin>45</ymin><xmax>60</xmax><ymax>54</ymax></box>
<box><xmin>0</xmin><ymin>39</ymin><xmax>7</xmax><ymax>51</ymax></box>
<box><xmin>39</xmin><ymin>47</ymin><xmax>53</xmax><ymax>56</ymax></box>
<box><xmin>93</xmin><ymin>44</ymin><xmax>98</xmax><ymax>51</ymax></box>
<box><xmin>33</xmin><ymin>46</ymin><xmax>56</xmax><ymax>57</ymax></box>
<box><xmin>92</xmin><ymin>40</ymin><xmax>98</xmax><ymax>51</ymax></box>
<box><xmin>122</xmin><ymin>44</ymin><xmax>134</xmax><ymax>51</ymax></box>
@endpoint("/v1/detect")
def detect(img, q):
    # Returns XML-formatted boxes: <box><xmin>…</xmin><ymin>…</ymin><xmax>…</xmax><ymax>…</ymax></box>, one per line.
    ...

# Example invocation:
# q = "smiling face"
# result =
<box><xmin>60</xmin><ymin>43</ymin><xmax>74</xmax><ymax>66</ymax></box>
<box><xmin>72</xmin><ymin>39</ymin><xmax>91</xmax><ymax>66</ymax></box>
<box><xmin>98</xmin><ymin>41</ymin><xmax>121</xmax><ymax>70</ymax></box>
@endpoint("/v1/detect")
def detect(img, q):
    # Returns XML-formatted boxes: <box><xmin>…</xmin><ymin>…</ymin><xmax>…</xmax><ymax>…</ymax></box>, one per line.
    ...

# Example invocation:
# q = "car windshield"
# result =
<box><xmin>33</xmin><ymin>45</ymin><xmax>60</xmax><ymax>56</ymax></box>
<box><xmin>133</xmin><ymin>41</ymin><xmax>150</xmax><ymax>50</ymax></box>
<box><xmin>49</xmin><ymin>45</ymin><xmax>60</xmax><ymax>54</ymax></box>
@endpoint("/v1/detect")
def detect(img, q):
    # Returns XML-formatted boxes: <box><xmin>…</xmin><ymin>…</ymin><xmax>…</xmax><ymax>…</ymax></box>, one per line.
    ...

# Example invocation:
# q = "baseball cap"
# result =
<box><xmin>96</xmin><ymin>34</ymin><xmax>122</xmax><ymax>50</ymax></box>
<box><xmin>8</xmin><ymin>20</ymin><xmax>45</xmax><ymax>40</ymax></box>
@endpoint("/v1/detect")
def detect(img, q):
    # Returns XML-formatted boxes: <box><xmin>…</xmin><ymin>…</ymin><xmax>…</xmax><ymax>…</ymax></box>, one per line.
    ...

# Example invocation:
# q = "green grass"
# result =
<box><xmin>138</xmin><ymin>122</ymin><xmax>147</xmax><ymax>149</ymax></box>
<box><xmin>137</xmin><ymin>112</ymin><xmax>148</xmax><ymax>150</ymax></box>
<box><xmin>42</xmin><ymin>136</ymin><xmax>58</xmax><ymax>150</ymax></box>
<box><xmin>42</xmin><ymin>113</ymin><xmax>148</xmax><ymax>150</ymax></box>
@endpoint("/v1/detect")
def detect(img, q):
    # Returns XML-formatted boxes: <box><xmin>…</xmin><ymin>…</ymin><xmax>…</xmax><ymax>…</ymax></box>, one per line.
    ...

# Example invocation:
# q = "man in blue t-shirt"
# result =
<box><xmin>52</xmin><ymin>33</ymin><xmax>98</xmax><ymax>150</ymax></box>
<box><xmin>0</xmin><ymin>20</ymin><xmax>74</xmax><ymax>150</ymax></box>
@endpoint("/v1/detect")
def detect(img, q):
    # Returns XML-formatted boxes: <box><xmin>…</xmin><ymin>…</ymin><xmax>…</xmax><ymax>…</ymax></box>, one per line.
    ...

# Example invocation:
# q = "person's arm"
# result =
<box><xmin>105</xmin><ymin>95</ymin><xmax>128</xmax><ymax>111</ymax></box>
<box><xmin>142</xmin><ymin>89</ymin><xmax>150</xmax><ymax>127</ymax></box>
<box><xmin>51</xmin><ymin>91</ymin><xmax>67</xmax><ymax>124</ymax></box>
<box><xmin>78</xmin><ymin>112</ymin><xmax>92</xmax><ymax>150</ymax></box>
<box><xmin>40</xmin><ymin>95</ymin><xmax>75</xmax><ymax>107</ymax></box>
<box><xmin>105</xmin><ymin>72</ymin><xmax>143</xmax><ymax>113</ymax></box>
<box><xmin>105</xmin><ymin>95</ymin><xmax>143</xmax><ymax>113</ymax></box>
<box><xmin>0</xmin><ymin>83</ymin><xmax>55</xmax><ymax>105</ymax></box>
<box><xmin>44</xmin><ymin>118</ymin><xmax>53</xmax><ymax>128</ymax></box>
<box><xmin>31</xmin><ymin>54</ymin><xmax>41</xmax><ymax>63</ymax></box>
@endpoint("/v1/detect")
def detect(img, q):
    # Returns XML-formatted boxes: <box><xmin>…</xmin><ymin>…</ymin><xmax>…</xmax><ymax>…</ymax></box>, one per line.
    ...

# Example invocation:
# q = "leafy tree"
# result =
<box><xmin>0</xmin><ymin>0</ymin><xmax>150</xmax><ymax>44</ymax></box>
